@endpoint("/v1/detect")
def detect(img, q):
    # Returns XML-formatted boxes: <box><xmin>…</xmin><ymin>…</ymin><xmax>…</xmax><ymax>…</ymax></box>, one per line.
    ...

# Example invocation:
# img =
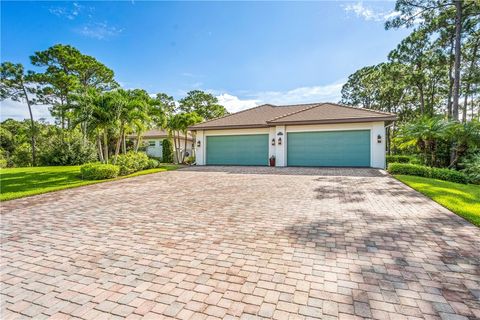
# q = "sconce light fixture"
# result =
<box><xmin>377</xmin><ymin>134</ymin><xmax>382</xmax><ymax>143</ymax></box>
<box><xmin>196</xmin><ymin>140</ymin><xmax>201</xmax><ymax>147</ymax></box>
<box><xmin>278</xmin><ymin>137</ymin><xmax>282</xmax><ymax>145</ymax></box>
<box><xmin>271</xmin><ymin>138</ymin><xmax>276</xmax><ymax>146</ymax></box>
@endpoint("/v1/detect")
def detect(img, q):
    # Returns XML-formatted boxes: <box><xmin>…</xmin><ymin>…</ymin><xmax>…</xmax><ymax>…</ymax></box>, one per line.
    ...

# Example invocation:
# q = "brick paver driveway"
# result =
<box><xmin>1</xmin><ymin>167</ymin><xmax>479</xmax><ymax>320</ymax></box>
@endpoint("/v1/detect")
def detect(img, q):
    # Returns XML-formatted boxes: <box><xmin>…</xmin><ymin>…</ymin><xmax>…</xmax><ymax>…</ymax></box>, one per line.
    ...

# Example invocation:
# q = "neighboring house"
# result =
<box><xmin>128</xmin><ymin>129</ymin><xmax>193</xmax><ymax>159</ymax></box>
<box><xmin>189</xmin><ymin>102</ymin><xmax>397</xmax><ymax>168</ymax></box>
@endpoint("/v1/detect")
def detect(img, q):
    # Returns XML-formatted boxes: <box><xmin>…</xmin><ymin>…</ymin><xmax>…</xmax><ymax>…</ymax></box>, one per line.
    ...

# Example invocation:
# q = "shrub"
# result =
<box><xmin>184</xmin><ymin>156</ymin><xmax>195</xmax><ymax>165</ymax></box>
<box><xmin>388</xmin><ymin>163</ymin><xmax>469</xmax><ymax>184</ymax></box>
<box><xmin>388</xmin><ymin>163</ymin><xmax>431</xmax><ymax>177</ymax></box>
<box><xmin>11</xmin><ymin>143</ymin><xmax>33</xmax><ymax>167</ymax></box>
<box><xmin>461</xmin><ymin>154</ymin><xmax>480</xmax><ymax>184</ymax></box>
<box><xmin>146</xmin><ymin>158</ymin><xmax>160</xmax><ymax>169</ymax></box>
<box><xmin>162</xmin><ymin>139</ymin><xmax>174</xmax><ymax>163</ymax></box>
<box><xmin>39</xmin><ymin>131</ymin><xmax>97</xmax><ymax>166</ymax></box>
<box><xmin>81</xmin><ymin>163</ymin><xmax>119</xmax><ymax>180</ymax></box>
<box><xmin>0</xmin><ymin>149</ymin><xmax>7</xmax><ymax>168</ymax></box>
<box><xmin>430</xmin><ymin>167</ymin><xmax>469</xmax><ymax>184</ymax></box>
<box><xmin>386</xmin><ymin>155</ymin><xmax>411</xmax><ymax>164</ymax></box>
<box><xmin>115</xmin><ymin>151</ymin><xmax>150</xmax><ymax>175</ymax></box>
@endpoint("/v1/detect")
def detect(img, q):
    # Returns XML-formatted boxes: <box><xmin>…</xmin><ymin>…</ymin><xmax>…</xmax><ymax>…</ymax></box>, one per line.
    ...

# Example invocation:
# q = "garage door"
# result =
<box><xmin>287</xmin><ymin>130</ymin><xmax>370</xmax><ymax>167</ymax></box>
<box><xmin>206</xmin><ymin>134</ymin><xmax>269</xmax><ymax>166</ymax></box>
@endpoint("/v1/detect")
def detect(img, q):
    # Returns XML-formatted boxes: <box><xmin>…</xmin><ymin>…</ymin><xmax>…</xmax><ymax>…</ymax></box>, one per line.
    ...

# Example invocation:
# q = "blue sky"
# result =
<box><xmin>1</xmin><ymin>1</ymin><xmax>408</xmax><ymax>121</ymax></box>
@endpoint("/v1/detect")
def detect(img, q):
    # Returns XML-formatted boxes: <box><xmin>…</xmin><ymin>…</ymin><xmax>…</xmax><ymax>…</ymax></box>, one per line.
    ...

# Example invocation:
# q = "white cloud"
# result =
<box><xmin>344</xmin><ymin>2</ymin><xmax>399</xmax><ymax>22</ymax></box>
<box><xmin>0</xmin><ymin>100</ymin><xmax>54</xmax><ymax>123</ymax></box>
<box><xmin>215</xmin><ymin>81</ymin><xmax>345</xmax><ymax>113</ymax></box>
<box><xmin>49</xmin><ymin>2</ymin><xmax>84</xmax><ymax>20</ymax></box>
<box><xmin>216</xmin><ymin>94</ymin><xmax>259</xmax><ymax>113</ymax></box>
<box><xmin>76</xmin><ymin>22</ymin><xmax>123</xmax><ymax>40</ymax></box>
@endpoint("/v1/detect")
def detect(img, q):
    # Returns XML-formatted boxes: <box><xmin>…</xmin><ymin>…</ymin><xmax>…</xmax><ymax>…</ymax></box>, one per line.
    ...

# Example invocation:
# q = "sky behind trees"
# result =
<box><xmin>1</xmin><ymin>1</ymin><xmax>409</xmax><ymax>120</ymax></box>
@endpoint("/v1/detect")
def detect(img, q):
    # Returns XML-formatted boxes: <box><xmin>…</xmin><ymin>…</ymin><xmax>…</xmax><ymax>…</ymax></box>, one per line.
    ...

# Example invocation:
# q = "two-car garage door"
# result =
<box><xmin>205</xmin><ymin>130</ymin><xmax>371</xmax><ymax>167</ymax></box>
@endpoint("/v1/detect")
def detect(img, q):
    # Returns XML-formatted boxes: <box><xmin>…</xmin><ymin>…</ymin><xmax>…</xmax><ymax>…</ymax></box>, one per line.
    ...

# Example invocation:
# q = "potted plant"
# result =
<box><xmin>269</xmin><ymin>155</ymin><xmax>276</xmax><ymax>167</ymax></box>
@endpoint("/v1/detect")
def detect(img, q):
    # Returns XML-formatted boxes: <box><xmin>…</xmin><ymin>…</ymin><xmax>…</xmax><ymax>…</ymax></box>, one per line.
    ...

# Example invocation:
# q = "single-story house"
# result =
<box><xmin>189</xmin><ymin>102</ymin><xmax>396</xmax><ymax>168</ymax></box>
<box><xmin>127</xmin><ymin>129</ymin><xmax>193</xmax><ymax>159</ymax></box>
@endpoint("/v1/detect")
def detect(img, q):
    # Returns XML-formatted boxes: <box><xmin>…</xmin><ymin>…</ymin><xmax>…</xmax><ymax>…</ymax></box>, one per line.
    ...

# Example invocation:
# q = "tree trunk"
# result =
<box><xmin>134</xmin><ymin>132</ymin><xmax>141</xmax><ymax>152</ymax></box>
<box><xmin>183</xmin><ymin>132</ymin><xmax>188</xmax><ymax>163</ymax></box>
<box><xmin>446</xmin><ymin>36</ymin><xmax>455</xmax><ymax>118</ymax></box>
<box><xmin>452</xmin><ymin>0</ymin><xmax>462</xmax><ymax>121</ymax></box>
<box><xmin>113</xmin><ymin>125</ymin><xmax>124</xmax><ymax>164</ymax></box>
<box><xmin>462</xmin><ymin>39</ymin><xmax>479</xmax><ymax>122</ymax></box>
<box><xmin>122</xmin><ymin>131</ymin><xmax>126</xmax><ymax>154</ymax></box>
<box><xmin>97</xmin><ymin>135</ymin><xmax>105</xmax><ymax>163</ymax></box>
<box><xmin>419</xmin><ymin>84</ymin><xmax>425</xmax><ymax>114</ymax></box>
<box><xmin>21</xmin><ymin>85</ymin><xmax>36</xmax><ymax>166</ymax></box>
<box><xmin>103</xmin><ymin>130</ymin><xmax>109</xmax><ymax>163</ymax></box>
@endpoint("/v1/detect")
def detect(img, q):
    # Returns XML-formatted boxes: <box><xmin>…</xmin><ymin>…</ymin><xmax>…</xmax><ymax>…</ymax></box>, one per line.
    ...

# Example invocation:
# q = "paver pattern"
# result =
<box><xmin>1</xmin><ymin>166</ymin><xmax>479</xmax><ymax>320</ymax></box>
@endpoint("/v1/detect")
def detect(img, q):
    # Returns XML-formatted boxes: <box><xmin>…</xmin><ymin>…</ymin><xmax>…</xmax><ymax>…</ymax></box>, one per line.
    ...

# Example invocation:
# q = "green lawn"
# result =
<box><xmin>395</xmin><ymin>175</ymin><xmax>480</xmax><ymax>227</ymax></box>
<box><xmin>0</xmin><ymin>165</ymin><xmax>178</xmax><ymax>201</ymax></box>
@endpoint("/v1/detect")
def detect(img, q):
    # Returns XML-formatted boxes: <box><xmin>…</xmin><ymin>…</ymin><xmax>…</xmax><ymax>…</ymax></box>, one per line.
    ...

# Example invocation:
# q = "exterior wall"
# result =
<box><xmin>145</xmin><ymin>138</ymin><xmax>193</xmax><ymax>159</ymax></box>
<box><xmin>195</xmin><ymin>122</ymin><xmax>386</xmax><ymax>168</ymax></box>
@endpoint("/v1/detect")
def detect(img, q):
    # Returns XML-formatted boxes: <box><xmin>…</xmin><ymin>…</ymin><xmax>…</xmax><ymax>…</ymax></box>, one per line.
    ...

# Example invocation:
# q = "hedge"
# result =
<box><xmin>387</xmin><ymin>163</ymin><xmax>469</xmax><ymax>184</ymax></box>
<box><xmin>386</xmin><ymin>155</ymin><xmax>411</xmax><ymax>164</ymax></box>
<box><xmin>115</xmin><ymin>151</ymin><xmax>150</xmax><ymax>175</ymax></box>
<box><xmin>81</xmin><ymin>163</ymin><xmax>120</xmax><ymax>180</ymax></box>
<box><xmin>162</xmin><ymin>139</ymin><xmax>174</xmax><ymax>163</ymax></box>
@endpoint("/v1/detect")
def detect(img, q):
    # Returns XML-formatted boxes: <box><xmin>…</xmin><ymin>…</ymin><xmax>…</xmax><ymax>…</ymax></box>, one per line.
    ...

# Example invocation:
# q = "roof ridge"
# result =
<box><xmin>267</xmin><ymin>103</ymin><xmax>324</xmax><ymax>122</ymax></box>
<box><xmin>325</xmin><ymin>102</ymin><xmax>396</xmax><ymax>116</ymax></box>
<box><xmin>190</xmin><ymin>104</ymin><xmax>273</xmax><ymax>128</ymax></box>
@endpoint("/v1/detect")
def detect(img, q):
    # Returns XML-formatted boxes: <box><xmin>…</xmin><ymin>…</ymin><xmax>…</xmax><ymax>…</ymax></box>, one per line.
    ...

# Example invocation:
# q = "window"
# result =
<box><xmin>148</xmin><ymin>141</ymin><xmax>156</xmax><ymax>147</ymax></box>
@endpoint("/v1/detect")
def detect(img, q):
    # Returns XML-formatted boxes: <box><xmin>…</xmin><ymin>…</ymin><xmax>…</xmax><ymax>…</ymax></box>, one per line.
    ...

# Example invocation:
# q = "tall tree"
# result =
<box><xmin>178</xmin><ymin>90</ymin><xmax>228</xmax><ymax>120</ymax></box>
<box><xmin>0</xmin><ymin>62</ymin><xmax>38</xmax><ymax>166</ymax></box>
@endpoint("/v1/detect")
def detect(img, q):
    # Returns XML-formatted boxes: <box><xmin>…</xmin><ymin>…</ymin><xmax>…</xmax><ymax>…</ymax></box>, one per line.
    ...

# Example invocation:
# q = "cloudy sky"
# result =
<box><xmin>1</xmin><ymin>1</ymin><xmax>408</xmax><ymax>122</ymax></box>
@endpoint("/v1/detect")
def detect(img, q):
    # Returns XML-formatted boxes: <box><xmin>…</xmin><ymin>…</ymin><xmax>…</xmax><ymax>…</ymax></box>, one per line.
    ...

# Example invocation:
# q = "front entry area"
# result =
<box><xmin>206</xmin><ymin>134</ymin><xmax>269</xmax><ymax>166</ymax></box>
<box><xmin>287</xmin><ymin>130</ymin><xmax>371</xmax><ymax>167</ymax></box>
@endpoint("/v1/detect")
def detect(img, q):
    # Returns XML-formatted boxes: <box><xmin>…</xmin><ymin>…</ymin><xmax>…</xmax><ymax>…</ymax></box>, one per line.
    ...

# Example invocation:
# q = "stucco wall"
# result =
<box><xmin>194</xmin><ymin>122</ymin><xmax>386</xmax><ymax>168</ymax></box>
<box><xmin>145</xmin><ymin>138</ymin><xmax>193</xmax><ymax>159</ymax></box>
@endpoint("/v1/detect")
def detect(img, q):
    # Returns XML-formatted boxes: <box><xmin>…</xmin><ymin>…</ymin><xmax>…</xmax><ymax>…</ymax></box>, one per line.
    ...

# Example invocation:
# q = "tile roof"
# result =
<box><xmin>189</xmin><ymin>102</ymin><xmax>396</xmax><ymax>130</ymax></box>
<box><xmin>127</xmin><ymin>129</ymin><xmax>193</xmax><ymax>140</ymax></box>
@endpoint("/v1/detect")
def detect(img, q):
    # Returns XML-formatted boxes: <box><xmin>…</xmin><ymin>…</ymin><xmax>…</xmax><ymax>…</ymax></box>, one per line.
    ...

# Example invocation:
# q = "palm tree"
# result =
<box><xmin>397</xmin><ymin>116</ymin><xmax>452</xmax><ymax>166</ymax></box>
<box><xmin>448</xmin><ymin>120</ymin><xmax>480</xmax><ymax>168</ymax></box>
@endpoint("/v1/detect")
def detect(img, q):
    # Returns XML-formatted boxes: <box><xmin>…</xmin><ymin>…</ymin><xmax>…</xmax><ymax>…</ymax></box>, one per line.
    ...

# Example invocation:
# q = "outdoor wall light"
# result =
<box><xmin>278</xmin><ymin>137</ymin><xmax>282</xmax><ymax>145</ymax></box>
<box><xmin>197</xmin><ymin>140</ymin><xmax>201</xmax><ymax>147</ymax></box>
<box><xmin>377</xmin><ymin>134</ymin><xmax>382</xmax><ymax>143</ymax></box>
<box><xmin>271</xmin><ymin>138</ymin><xmax>276</xmax><ymax>146</ymax></box>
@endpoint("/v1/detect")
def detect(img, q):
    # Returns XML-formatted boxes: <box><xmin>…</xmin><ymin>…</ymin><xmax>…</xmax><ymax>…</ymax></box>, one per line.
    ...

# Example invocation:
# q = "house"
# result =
<box><xmin>189</xmin><ymin>103</ymin><xmax>396</xmax><ymax>168</ymax></box>
<box><xmin>128</xmin><ymin>129</ymin><xmax>193</xmax><ymax>159</ymax></box>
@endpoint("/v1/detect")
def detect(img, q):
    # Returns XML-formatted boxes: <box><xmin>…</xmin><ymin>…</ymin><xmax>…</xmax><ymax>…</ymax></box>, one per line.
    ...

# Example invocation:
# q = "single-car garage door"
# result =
<box><xmin>206</xmin><ymin>134</ymin><xmax>269</xmax><ymax>166</ymax></box>
<box><xmin>287</xmin><ymin>130</ymin><xmax>371</xmax><ymax>167</ymax></box>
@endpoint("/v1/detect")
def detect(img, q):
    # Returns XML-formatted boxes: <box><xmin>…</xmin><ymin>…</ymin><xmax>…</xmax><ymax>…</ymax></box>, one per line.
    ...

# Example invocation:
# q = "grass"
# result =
<box><xmin>395</xmin><ymin>175</ymin><xmax>480</xmax><ymax>227</ymax></box>
<box><xmin>0</xmin><ymin>164</ymin><xmax>179</xmax><ymax>201</ymax></box>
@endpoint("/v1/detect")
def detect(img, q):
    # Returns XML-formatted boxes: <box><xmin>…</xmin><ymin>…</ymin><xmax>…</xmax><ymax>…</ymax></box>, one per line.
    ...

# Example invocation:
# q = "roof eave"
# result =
<box><xmin>267</xmin><ymin>116</ymin><xmax>398</xmax><ymax>125</ymax></box>
<box><xmin>188</xmin><ymin>124</ymin><xmax>270</xmax><ymax>131</ymax></box>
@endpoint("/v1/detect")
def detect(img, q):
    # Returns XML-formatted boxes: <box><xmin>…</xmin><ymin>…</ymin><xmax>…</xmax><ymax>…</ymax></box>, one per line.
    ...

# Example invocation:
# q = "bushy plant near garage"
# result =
<box><xmin>115</xmin><ymin>152</ymin><xmax>150</xmax><ymax>175</ymax></box>
<box><xmin>388</xmin><ymin>163</ymin><xmax>469</xmax><ymax>184</ymax></box>
<box><xmin>80</xmin><ymin>163</ymin><xmax>120</xmax><ymax>180</ymax></box>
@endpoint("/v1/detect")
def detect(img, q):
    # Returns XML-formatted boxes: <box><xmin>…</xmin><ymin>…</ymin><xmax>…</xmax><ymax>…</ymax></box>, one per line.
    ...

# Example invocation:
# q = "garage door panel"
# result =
<box><xmin>287</xmin><ymin>130</ymin><xmax>370</xmax><ymax>167</ymax></box>
<box><xmin>206</xmin><ymin>134</ymin><xmax>268</xmax><ymax>166</ymax></box>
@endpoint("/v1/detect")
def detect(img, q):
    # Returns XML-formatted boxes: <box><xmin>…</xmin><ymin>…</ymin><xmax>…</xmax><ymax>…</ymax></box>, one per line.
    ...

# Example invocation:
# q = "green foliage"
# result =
<box><xmin>146</xmin><ymin>158</ymin><xmax>160</xmax><ymax>169</ymax></box>
<box><xmin>461</xmin><ymin>153</ymin><xmax>480</xmax><ymax>184</ymax></box>
<box><xmin>80</xmin><ymin>163</ymin><xmax>120</xmax><ymax>180</ymax></box>
<box><xmin>388</xmin><ymin>163</ymin><xmax>431</xmax><ymax>177</ymax></box>
<box><xmin>386</xmin><ymin>155</ymin><xmax>411</xmax><ymax>164</ymax></box>
<box><xmin>39</xmin><ymin>130</ymin><xmax>97</xmax><ymax>166</ymax></box>
<box><xmin>11</xmin><ymin>143</ymin><xmax>33</xmax><ymax>167</ymax></box>
<box><xmin>184</xmin><ymin>156</ymin><xmax>195</xmax><ymax>165</ymax></box>
<box><xmin>0</xmin><ymin>149</ymin><xmax>7</xmax><ymax>168</ymax></box>
<box><xmin>178</xmin><ymin>90</ymin><xmax>227</xmax><ymax>120</ymax></box>
<box><xmin>388</xmin><ymin>163</ymin><xmax>469</xmax><ymax>184</ymax></box>
<box><xmin>162</xmin><ymin>139</ymin><xmax>174</xmax><ymax>163</ymax></box>
<box><xmin>115</xmin><ymin>151</ymin><xmax>150</xmax><ymax>175</ymax></box>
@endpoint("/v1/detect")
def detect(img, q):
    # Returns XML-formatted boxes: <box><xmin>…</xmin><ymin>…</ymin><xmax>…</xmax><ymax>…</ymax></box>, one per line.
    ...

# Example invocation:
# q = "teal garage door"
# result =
<box><xmin>287</xmin><ymin>130</ymin><xmax>371</xmax><ymax>167</ymax></box>
<box><xmin>206</xmin><ymin>134</ymin><xmax>269</xmax><ymax>166</ymax></box>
